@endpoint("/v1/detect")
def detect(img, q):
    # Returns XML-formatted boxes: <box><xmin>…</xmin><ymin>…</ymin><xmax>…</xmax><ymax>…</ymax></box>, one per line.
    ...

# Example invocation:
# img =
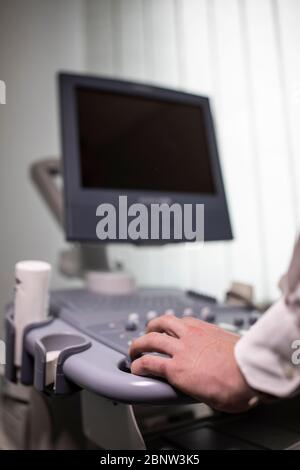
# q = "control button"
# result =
<box><xmin>146</xmin><ymin>310</ymin><xmax>157</xmax><ymax>324</ymax></box>
<box><xmin>165</xmin><ymin>309</ymin><xmax>175</xmax><ymax>316</ymax></box>
<box><xmin>249</xmin><ymin>313</ymin><xmax>259</xmax><ymax>326</ymax></box>
<box><xmin>183</xmin><ymin>307</ymin><xmax>194</xmax><ymax>317</ymax></box>
<box><xmin>126</xmin><ymin>312</ymin><xmax>139</xmax><ymax>331</ymax></box>
<box><xmin>201</xmin><ymin>307</ymin><xmax>215</xmax><ymax>323</ymax></box>
<box><xmin>233</xmin><ymin>317</ymin><xmax>244</xmax><ymax>328</ymax></box>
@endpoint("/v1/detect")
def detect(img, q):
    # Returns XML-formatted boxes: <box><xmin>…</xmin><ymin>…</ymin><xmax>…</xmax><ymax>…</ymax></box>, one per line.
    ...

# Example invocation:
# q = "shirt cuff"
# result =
<box><xmin>235</xmin><ymin>298</ymin><xmax>300</xmax><ymax>397</ymax></box>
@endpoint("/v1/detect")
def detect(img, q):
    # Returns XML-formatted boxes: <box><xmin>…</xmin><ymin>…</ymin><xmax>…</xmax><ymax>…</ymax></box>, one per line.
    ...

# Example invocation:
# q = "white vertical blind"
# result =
<box><xmin>85</xmin><ymin>0</ymin><xmax>300</xmax><ymax>303</ymax></box>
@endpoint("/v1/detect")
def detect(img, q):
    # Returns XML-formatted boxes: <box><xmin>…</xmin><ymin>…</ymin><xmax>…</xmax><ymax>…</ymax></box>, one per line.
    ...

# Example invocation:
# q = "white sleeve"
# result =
<box><xmin>235</xmin><ymin>236</ymin><xmax>300</xmax><ymax>398</ymax></box>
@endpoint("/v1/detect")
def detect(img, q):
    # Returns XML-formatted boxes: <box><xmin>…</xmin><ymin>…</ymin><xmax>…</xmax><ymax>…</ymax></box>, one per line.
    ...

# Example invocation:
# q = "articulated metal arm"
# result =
<box><xmin>30</xmin><ymin>158</ymin><xmax>64</xmax><ymax>228</ymax></box>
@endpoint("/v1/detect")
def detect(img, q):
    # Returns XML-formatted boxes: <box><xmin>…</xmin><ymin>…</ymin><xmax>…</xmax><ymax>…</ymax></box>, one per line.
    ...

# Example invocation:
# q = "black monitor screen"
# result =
<box><xmin>76</xmin><ymin>87</ymin><xmax>216</xmax><ymax>194</ymax></box>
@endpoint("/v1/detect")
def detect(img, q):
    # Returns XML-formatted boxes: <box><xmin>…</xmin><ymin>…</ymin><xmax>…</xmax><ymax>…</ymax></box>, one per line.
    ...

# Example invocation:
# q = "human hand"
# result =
<box><xmin>129</xmin><ymin>315</ymin><xmax>256</xmax><ymax>412</ymax></box>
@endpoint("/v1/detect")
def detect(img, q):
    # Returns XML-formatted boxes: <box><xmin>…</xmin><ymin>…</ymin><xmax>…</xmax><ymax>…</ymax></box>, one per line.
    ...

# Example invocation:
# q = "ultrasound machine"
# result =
<box><xmin>4</xmin><ymin>73</ymin><xmax>300</xmax><ymax>450</ymax></box>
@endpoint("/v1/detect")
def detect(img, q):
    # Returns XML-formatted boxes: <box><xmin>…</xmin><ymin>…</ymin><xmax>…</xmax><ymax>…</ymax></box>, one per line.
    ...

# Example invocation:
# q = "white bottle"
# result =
<box><xmin>14</xmin><ymin>260</ymin><xmax>51</xmax><ymax>366</ymax></box>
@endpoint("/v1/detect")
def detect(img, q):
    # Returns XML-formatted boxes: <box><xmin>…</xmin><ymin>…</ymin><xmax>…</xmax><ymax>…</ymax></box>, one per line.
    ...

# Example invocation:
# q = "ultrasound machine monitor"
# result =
<box><xmin>59</xmin><ymin>73</ymin><xmax>232</xmax><ymax>243</ymax></box>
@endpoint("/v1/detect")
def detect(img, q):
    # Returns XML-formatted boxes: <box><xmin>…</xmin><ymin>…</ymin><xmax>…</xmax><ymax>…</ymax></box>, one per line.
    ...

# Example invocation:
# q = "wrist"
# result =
<box><xmin>232</xmin><ymin>363</ymin><xmax>260</xmax><ymax>411</ymax></box>
<box><xmin>213</xmin><ymin>348</ymin><xmax>260</xmax><ymax>413</ymax></box>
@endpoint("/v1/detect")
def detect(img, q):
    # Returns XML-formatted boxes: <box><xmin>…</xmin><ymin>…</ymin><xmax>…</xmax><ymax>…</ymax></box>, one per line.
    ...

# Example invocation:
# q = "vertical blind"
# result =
<box><xmin>84</xmin><ymin>0</ymin><xmax>300</xmax><ymax>303</ymax></box>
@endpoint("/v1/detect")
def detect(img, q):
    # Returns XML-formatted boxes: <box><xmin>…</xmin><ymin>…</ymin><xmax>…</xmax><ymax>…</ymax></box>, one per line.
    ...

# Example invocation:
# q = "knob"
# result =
<box><xmin>233</xmin><ymin>317</ymin><xmax>244</xmax><ymax>328</ymax></box>
<box><xmin>201</xmin><ymin>307</ymin><xmax>215</xmax><ymax>323</ymax></box>
<box><xmin>165</xmin><ymin>309</ymin><xmax>175</xmax><ymax>316</ymax></box>
<box><xmin>126</xmin><ymin>312</ymin><xmax>139</xmax><ymax>331</ymax></box>
<box><xmin>183</xmin><ymin>307</ymin><xmax>194</xmax><ymax>317</ymax></box>
<box><xmin>146</xmin><ymin>310</ymin><xmax>157</xmax><ymax>324</ymax></box>
<box><xmin>249</xmin><ymin>313</ymin><xmax>259</xmax><ymax>326</ymax></box>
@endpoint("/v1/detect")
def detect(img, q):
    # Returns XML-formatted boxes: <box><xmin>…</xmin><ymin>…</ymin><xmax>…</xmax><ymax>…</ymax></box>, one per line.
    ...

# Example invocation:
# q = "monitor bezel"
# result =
<box><xmin>59</xmin><ymin>72</ymin><xmax>233</xmax><ymax>243</ymax></box>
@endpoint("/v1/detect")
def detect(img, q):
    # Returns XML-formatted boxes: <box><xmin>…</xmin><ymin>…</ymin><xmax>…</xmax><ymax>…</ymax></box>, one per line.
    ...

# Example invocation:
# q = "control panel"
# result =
<box><xmin>6</xmin><ymin>287</ymin><xmax>262</xmax><ymax>405</ymax></box>
<box><xmin>51</xmin><ymin>288</ymin><xmax>261</xmax><ymax>356</ymax></box>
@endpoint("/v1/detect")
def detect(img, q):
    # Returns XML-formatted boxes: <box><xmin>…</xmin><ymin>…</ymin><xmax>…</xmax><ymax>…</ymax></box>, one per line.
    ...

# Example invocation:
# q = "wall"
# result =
<box><xmin>0</xmin><ymin>0</ymin><xmax>86</xmax><ymax>335</ymax></box>
<box><xmin>85</xmin><ymin>0</ymin><xmax>300</xmax><ymax>303</ymax></box>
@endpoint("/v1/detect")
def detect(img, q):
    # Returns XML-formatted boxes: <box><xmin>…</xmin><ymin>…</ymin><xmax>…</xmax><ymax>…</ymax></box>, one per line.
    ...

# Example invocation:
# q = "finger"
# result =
<box><xmin>146</xmin><ymin>314</ymin><xmax>188</xmax><ymax>338</ymax></box>
<box><xmin>129</xmin><ymin>332</ymin><xmax>179</xmax><ymax>359</ymax></box>
<box><xmin>131</xmin><ymin>353</ymin><xmax>171</xmax><ymax>379</ymax></box>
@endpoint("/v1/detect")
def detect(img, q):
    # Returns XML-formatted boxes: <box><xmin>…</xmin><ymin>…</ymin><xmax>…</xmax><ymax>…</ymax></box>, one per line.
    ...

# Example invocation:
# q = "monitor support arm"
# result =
<box><xmin>30</xmin><ymin>158</ymin><xmax>110</xmax><ymax>277</ymax></box>
<box><xmin>31</xmin><ymin>158</ymin><xmax>64</xmax><ymax>227</ymax></box>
